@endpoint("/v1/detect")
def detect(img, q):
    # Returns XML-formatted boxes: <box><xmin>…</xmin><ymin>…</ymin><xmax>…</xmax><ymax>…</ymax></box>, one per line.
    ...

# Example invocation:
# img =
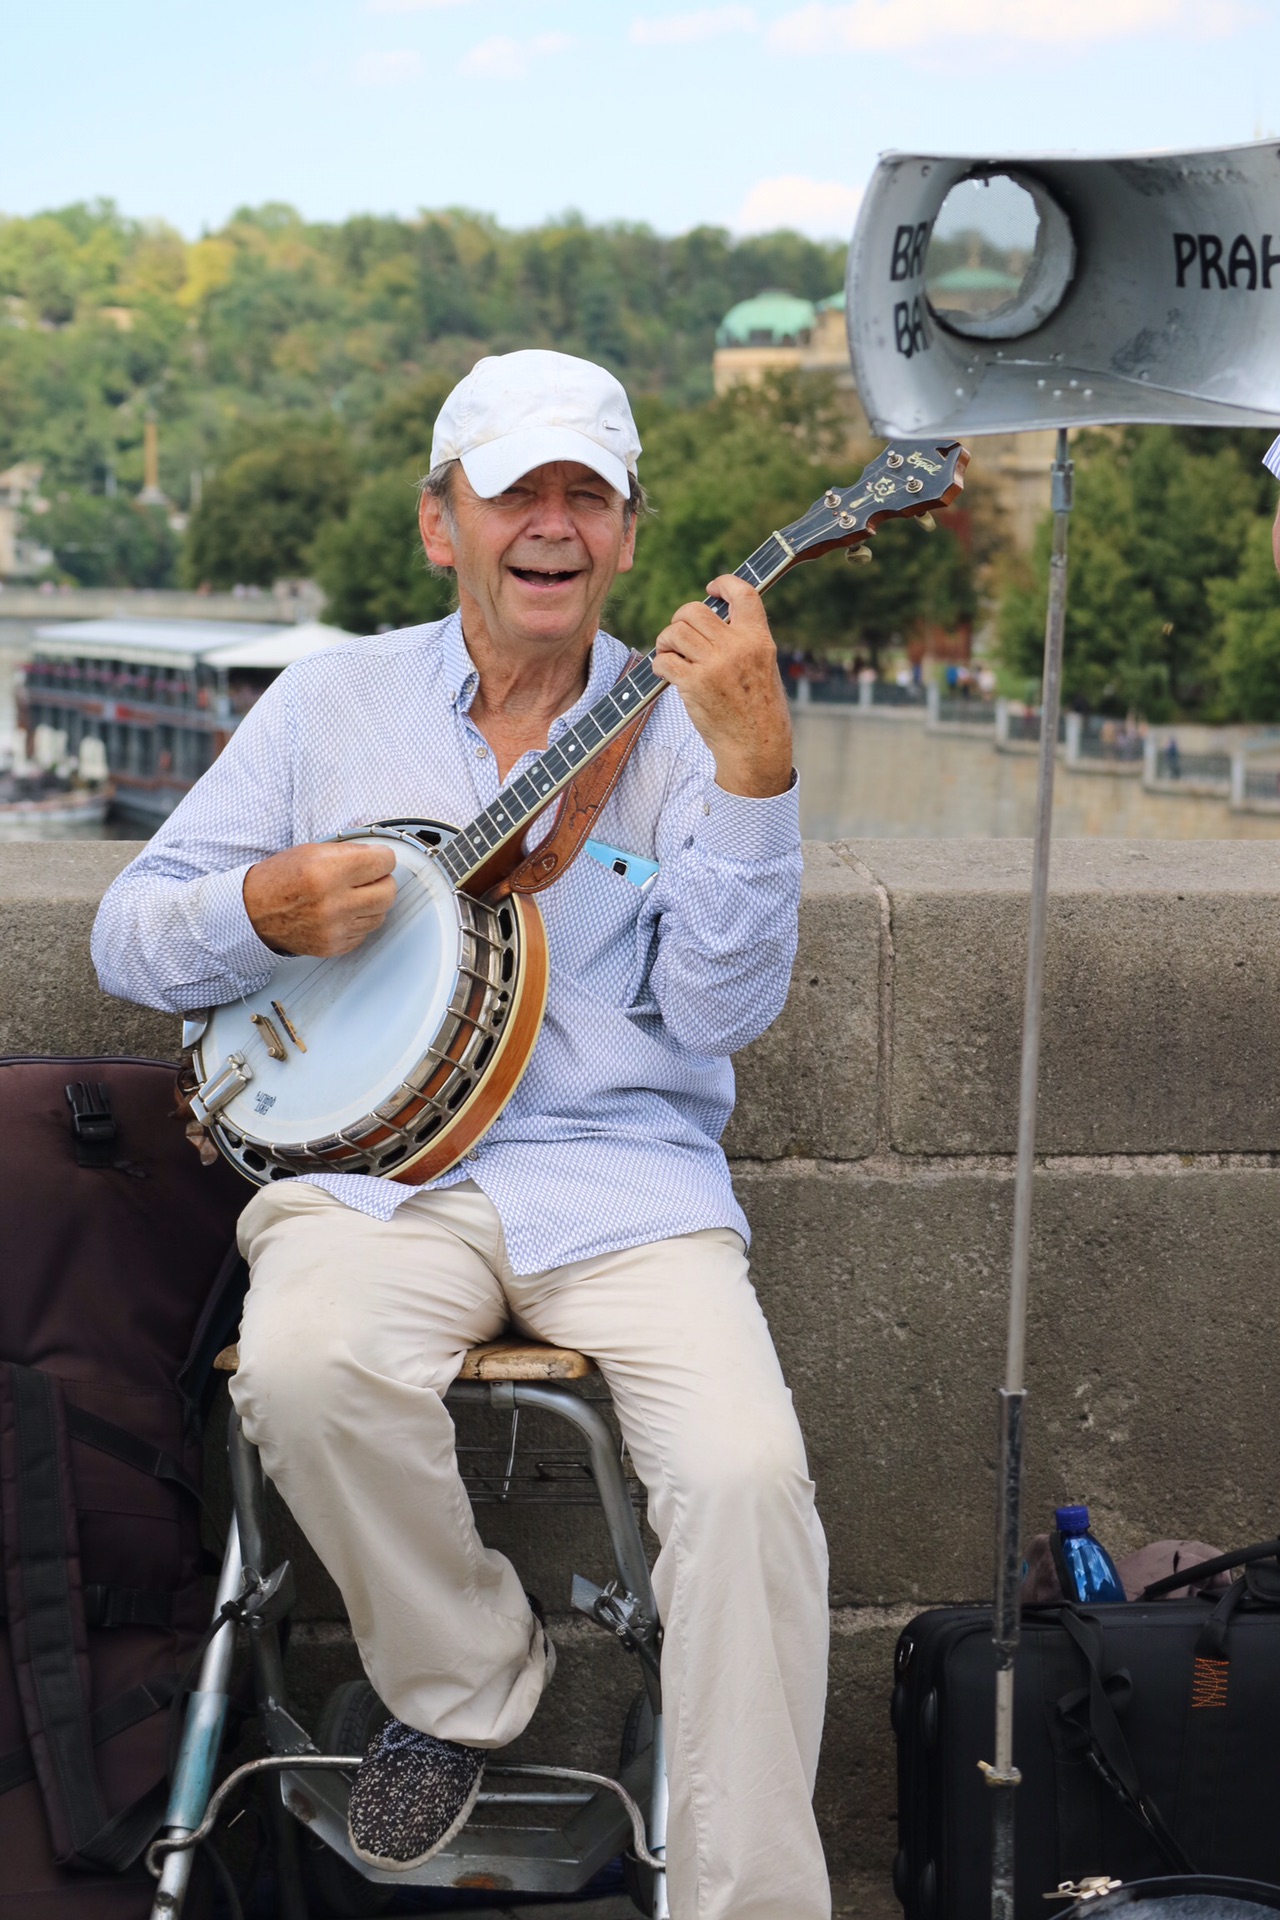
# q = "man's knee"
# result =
<box><xmin>678</xmin><ymin>1396</ymin><xmax>814</xmax><ymax>1522</ymax></box>
<box><xmin>232</xmin><ymin>1281</ymin><xmax>361</xmax><ymax>1444</ymax></box>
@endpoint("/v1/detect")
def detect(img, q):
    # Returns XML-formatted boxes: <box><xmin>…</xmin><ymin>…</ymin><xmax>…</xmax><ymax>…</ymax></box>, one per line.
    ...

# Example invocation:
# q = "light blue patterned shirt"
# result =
<box><xmin>92</xmin><ymin>614</ymin><xmax>802</xmax><ymax>1273</ymax></box>
<box><xmin>1264</xmin><ymin>435</ymin><xmax>1280</xmax><ymax>481</ymax></box>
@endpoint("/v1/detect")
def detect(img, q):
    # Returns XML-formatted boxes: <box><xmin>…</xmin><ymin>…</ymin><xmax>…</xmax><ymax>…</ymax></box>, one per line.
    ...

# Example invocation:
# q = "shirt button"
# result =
<box><xmin>475</xmin><ymin>745</ymin><xmax>488</xmax><ymax>759</ymax></box>
<box><xmin>703</xmin><ymin>801</ymin><xmax>711</xmax><ymax>815</ymax></box>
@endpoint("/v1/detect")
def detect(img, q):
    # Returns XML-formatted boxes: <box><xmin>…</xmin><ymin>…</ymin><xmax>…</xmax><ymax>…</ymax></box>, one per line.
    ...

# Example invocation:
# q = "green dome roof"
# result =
<box><xmin>716</xmin><ymin>290</ymin><xmax>816</xmax><ymax>348</ymax></box>
<box><xmin>929</xmin><ymin>265</ymin><xmax>1021</xmax><ymax>294</ymax></box>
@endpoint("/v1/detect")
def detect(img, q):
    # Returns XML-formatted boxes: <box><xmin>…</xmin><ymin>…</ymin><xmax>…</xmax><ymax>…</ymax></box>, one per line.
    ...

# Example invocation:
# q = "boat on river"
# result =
<box><xmin>0</xmin><ymin>772</ymin><xmax>114</xmax><ymax>835</ymax></box>
<box><xmin>18</xmin><ymin>617</ymin><xmax>353</xmax><ymax>828</ymax></box>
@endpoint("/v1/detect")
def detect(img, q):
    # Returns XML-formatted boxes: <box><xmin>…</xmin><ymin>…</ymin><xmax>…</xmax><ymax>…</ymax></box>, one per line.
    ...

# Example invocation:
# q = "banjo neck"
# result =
<box><xmin>437</xmin><ymin>529</ymin><xmax>798</xmax><ymax>896</ymax></box>
<box><xmin>434</xmin><ymin>435</ymin><xmax>972</xmax><ymax>894</ymax></box>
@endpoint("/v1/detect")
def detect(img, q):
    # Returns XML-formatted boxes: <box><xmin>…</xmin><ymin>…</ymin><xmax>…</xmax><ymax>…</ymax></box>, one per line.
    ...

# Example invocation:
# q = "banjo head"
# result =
<box><xmin>191</xmin><ymin>820</ymin><xmax>528</xmax><ymax>1185</ymax></box>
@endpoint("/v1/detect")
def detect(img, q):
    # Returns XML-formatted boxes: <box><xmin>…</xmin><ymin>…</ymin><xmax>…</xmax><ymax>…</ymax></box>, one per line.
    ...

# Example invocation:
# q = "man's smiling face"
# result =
<box><xmin>419</xmin><ymin>459</ymin><xmax>636</xmax><ymax>657</ymax></box>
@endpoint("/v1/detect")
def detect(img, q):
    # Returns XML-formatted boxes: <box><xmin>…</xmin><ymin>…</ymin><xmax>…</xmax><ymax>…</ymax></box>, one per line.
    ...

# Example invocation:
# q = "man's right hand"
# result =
<box><xmin>243</xmin><ymin>841</ymin><xmax>399</xmax><ymax>957</ymax></box>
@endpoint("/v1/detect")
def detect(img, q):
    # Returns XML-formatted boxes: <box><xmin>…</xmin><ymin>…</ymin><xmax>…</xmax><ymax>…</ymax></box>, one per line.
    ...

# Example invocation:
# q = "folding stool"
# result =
<box><xmin>148</xmin><ymin>1338</ymin><xmax>668</xmax><ymax>1918</ymax></box>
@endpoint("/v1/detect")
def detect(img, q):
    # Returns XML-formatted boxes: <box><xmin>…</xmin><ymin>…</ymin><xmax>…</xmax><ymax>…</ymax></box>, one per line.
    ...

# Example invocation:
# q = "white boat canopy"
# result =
<box><xmin>32</xmin><ymin>616</ymin><xmax>357</xmax><ymax>671</ymax></box>
<box><xmin>202</xmin><ymin>621</ymin><xmax>355</xmax><ymax>670</ymax></box>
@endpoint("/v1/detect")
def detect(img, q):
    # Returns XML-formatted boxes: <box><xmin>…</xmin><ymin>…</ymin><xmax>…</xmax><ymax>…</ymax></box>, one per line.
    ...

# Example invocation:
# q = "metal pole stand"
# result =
<box><xmin>985</xmin><ymin>427</ymin><xmax>1073</xmax><ymax>1920</ymax></box>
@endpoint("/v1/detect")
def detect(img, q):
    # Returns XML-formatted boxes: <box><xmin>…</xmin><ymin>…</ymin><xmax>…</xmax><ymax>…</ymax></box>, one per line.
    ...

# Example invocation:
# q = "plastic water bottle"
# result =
<box><xmin>1056</xmin><ymin>1505</ymin><xmax>1126</xmax><ymax>1603</ymax></box>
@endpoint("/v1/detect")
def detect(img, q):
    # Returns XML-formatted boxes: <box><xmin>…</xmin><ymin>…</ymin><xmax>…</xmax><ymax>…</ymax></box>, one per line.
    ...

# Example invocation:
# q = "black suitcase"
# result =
<box><xmin>893</xmin><ymin>1584</ymin><xmax>1280</xmax><ymax>1920</ymax></box>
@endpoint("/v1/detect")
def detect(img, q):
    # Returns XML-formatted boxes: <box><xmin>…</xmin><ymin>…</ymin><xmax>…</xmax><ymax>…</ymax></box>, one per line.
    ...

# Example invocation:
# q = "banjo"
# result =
<box><xmin>186</xmin><ymin>438</ymin><xmax>968</xmax><ymax>1187</ymax></box>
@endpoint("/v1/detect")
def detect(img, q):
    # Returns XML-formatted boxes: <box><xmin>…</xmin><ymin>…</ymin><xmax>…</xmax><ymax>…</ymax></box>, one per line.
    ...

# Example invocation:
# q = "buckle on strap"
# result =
<box><xmin>65</xmin><ymin>1083</ymin><xmax>117</xmax><ymax>1167</ymax></box>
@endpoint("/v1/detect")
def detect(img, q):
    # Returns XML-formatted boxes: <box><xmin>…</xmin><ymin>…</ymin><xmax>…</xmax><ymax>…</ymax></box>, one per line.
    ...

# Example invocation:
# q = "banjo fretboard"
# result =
<box><xmin>438</xmin><ymin>531</ymin><xmax>794</xmax><ymax>891</ymax></box>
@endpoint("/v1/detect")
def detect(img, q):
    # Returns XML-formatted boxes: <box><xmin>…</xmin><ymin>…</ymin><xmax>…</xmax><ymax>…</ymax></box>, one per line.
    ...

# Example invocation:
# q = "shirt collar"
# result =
<box><xmin>441</xmin><ymin>612</ymin><xmax>481</xmax><ymax>715</ymax></box>
<box><xmin>443</xmin><ymin>611</ymin><xmax>630</xmax><ymax>731</ymax></box>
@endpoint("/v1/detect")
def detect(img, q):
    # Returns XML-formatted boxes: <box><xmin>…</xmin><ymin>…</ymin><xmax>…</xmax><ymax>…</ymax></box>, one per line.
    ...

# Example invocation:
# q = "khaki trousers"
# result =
<box><xmin>230</xmin><ymin>1180</ymin><xmax>830</xmax><ymax>1920</ymax></box>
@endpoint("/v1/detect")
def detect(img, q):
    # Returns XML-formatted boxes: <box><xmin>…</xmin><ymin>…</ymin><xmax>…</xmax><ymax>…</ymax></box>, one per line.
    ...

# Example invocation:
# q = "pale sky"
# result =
<box><xmin>4</xmin><ymin>1</ymin><xmax>1275</xmax><ymax>240</ymax></box>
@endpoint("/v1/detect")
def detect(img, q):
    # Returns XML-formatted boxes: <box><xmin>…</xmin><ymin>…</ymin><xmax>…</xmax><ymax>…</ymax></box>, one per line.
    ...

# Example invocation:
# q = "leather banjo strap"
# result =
<box><xmin>485</xmin><ymin>651</ymin><xmax>663</xmax><ymax>901</ymax></box>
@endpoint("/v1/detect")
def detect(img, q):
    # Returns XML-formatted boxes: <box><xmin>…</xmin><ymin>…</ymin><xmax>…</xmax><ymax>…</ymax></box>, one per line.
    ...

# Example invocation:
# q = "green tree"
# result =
<box><xmin>183</xmin><ymin>424</ymin><xmax>353</xmax><ymax>587</ymax></box>
<box><xmin>26</xmin><ymin>490</ymin><xmax>176</xmax><ymax>587</ymax></box>
<box><xmin>310</xmin><ymin>464</ymin><xmax>455</xmax><ymax>633</ymax></box>
<box><xmin>1212</xmin><ymin>518</ymin><xmax>1280</xmax><ymax>721</ymax></box>
<box><xmin>0</xmin><ymin>197</ymin><xmax>852</xmax><ymax>508</ymax></box>
<box><xmin>999</xmin><ymin>426</ymin><xmax>1271</xmax><ymax>716</ymax></box>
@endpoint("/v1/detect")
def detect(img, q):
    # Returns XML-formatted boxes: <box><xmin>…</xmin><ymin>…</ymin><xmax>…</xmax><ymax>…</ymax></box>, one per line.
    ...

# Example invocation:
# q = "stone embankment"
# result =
<box><xmin>3</xmin><ymin>836</ymin><xmax>1278</xmax><ymax>1902</ymax></box>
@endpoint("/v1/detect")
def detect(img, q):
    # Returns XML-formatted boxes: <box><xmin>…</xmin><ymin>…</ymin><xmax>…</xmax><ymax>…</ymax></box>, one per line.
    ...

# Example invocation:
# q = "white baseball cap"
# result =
<box><xmin>430</xmin><ymin>349</ymin><xmax>641</xmax><ymax>500</ymax></box>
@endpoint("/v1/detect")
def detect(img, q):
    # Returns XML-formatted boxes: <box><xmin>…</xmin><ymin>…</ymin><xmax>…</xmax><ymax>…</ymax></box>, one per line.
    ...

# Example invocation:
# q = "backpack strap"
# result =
<box><xmin>1057</xmin><ymin>1607</ymin><xmax>1197</xmax><ymax>1875</ymax></box>
<box><xmin>0</xmin><ymin>1672</ymin><xmax>181</xmax><ymax>1799</ymax></box>
<box><xmin>65</xmin><ymin>1403</ymin><xmax>202</xmax><ymax>1509</ymax></box>
<box><xmin>0</xmin><ymin>1362</ymin><xmax>160</xmax><ymax>1871</ymax></box>
<box><xmin>0</xmin><ymin>1582</ymin><xmax>175</xmax><ymax>1630</ymax></box>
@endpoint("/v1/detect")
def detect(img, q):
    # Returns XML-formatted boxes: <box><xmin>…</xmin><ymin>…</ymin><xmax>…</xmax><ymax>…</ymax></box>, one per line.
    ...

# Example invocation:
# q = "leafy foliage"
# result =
<box><xmin>25</xmin><ymin>490</ymin><xmax>177</xmax><ymax>588</ymax></box>
<box><xmin>1212</xmin><ymin>517</ymin><xmax>1280</xmax><ymax>721</ymax></box>
<box><xmin>0</xmin><ymin>199</ymin><xmax>845</xmax><ymax>501</ymax></box>
<box><xmin>999</xmin><ymin>427</ymin><xmax>1279</xmax><ymax>718</ymax></box>
<box><xmin>182</xmin><ymin>424</ymin><xmax>354</xmax><ymax>588</ymax></box>
<box><xmin>310</xmin><ymin>464</ymin><xmax>455</xmax><ymax>633</ymax></box>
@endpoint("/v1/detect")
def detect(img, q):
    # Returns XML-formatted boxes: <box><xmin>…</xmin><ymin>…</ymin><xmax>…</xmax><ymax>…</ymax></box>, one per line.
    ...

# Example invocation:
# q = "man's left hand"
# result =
<box><xmin>653</xmin><ymin>574</ymin><xmax>793</xmax><ymax>798</ymax></box>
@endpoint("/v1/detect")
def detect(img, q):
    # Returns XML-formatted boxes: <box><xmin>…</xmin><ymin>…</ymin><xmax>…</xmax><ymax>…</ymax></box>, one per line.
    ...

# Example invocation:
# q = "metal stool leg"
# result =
<box><xmin>227</xmin><ymin>1408</ymin><xmax>309</xmax><ymax>1920</ymax></box>
<box><xmin>450</xmin><ymin>1379</ymin><xmax>668</xmax><ymax>1913</ymax></box>
<box><xmin>650</xmin><ymin>1710</ymin><xmax>670</xmax><ymax>1920</ymax></box>
<box><xmin>148</xmin><ymin>1517</ymin><xmax>244</xmax><ymax>1920</ymax></box>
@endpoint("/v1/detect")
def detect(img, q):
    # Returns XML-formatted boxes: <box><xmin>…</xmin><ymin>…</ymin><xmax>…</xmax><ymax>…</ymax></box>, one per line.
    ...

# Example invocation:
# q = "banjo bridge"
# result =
<box><xmin>250</xmin><ymin>1013</ymin><xmax>289</xmax><ymax>1062</ymax></box>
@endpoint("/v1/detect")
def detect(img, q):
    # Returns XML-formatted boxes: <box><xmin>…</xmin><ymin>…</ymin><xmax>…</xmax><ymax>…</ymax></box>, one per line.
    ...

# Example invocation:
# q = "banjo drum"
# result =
<box><xmin>186</xmin><ymin>439</ymin><xmax>969</xmax><ymax>1187</ymax></box>
<box><xmin>187</xmin><ymin>816</ymin><xmax>547</xmax><ymax>1187</ymax></box>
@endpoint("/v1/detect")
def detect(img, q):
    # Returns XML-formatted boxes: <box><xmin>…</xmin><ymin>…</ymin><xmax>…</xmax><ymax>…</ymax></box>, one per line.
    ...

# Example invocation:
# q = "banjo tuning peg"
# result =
<box><xmin>846</xmin><ymin>545</ymin><xmax>874</xmax><ymax>565</ymax></box>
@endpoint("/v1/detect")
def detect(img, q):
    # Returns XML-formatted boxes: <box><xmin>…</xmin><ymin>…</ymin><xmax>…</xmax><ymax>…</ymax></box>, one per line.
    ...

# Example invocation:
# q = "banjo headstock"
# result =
<box><xmin>776</xmin><ymin>439</ymin><xmax>970</xmax><ymax>569</ymax></box>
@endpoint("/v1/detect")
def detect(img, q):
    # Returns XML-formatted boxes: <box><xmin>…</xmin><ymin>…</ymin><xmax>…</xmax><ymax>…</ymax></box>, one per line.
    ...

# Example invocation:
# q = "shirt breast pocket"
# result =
<box><xmin>547</xmin><ymin>854</ymin><xmax>652</xmax><ymax>1005</ymax></box>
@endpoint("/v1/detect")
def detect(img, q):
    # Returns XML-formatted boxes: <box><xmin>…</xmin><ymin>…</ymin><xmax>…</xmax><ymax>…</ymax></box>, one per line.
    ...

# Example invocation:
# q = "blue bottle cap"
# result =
<box><xmin>1056</xmin><ymin>1505</ymin><xmax>1090</xmax><ymax>1535</ymax></box>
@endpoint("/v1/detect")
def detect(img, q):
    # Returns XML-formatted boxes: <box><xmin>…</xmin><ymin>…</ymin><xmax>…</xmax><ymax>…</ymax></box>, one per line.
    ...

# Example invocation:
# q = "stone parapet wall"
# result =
<box><xmin>4</xmin><ymin>836</ymin><xmax>1278</xmax><ymax>1897</ymax></box>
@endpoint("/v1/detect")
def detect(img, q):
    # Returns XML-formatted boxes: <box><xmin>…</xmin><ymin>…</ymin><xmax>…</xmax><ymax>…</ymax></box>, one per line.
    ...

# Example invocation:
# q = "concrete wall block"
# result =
<box><xmin>737</xmin><ymin>1159</ymin><xmax>1280</xmax><ymax>1606</ymax></box>
<box><xmin>0</xmin><ymin>841</ymin><xmax>178</xmax><ymax>1060</ymax></box>
<box><xmin>850</xmin><ymin>839</ymin><xmax>1280</xmax><ymax>1155</ymax></box>
<box><xmin>724</xmin><ymin>842</ymin><xmax>881</xmax><ymax>1162</ymax></box>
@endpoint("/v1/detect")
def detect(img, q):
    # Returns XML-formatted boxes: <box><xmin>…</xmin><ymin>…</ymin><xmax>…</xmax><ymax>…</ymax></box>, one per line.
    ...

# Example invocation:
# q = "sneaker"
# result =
<box><xmin>347</xmin><ymin>1717</ymin><xmax>485</xmax><ymax>1871</ymax></box>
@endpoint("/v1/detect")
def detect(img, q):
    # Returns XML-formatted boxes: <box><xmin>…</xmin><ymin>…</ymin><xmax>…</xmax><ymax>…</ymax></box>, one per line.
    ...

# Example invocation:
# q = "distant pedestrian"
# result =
<box><xmin>1165</xmin><ymin>735</ymin><xmax>1181</xmax><ymax>780</ymax></box>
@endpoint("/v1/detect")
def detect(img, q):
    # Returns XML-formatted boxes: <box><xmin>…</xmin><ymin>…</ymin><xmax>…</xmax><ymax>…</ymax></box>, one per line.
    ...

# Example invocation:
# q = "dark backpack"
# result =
<box><xmin>0</xmin><ymin>1057</ymin><xmax>248</xmax><ymax>1916</ymax></box>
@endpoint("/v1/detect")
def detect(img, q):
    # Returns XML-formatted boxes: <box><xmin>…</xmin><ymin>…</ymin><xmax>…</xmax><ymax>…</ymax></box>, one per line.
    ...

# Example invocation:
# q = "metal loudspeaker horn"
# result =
<box><xmin>846</xmin><ymin>139</ymin><xmax>1280</xmax><ymax>437</ymax></box>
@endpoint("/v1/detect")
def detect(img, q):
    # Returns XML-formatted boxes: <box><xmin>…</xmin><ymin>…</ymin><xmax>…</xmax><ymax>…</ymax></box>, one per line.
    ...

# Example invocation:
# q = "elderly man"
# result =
<box><xmin>92</xmin><ymin>350</ymin><xmax>830</xmax><ymax>1920</ymax></box>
